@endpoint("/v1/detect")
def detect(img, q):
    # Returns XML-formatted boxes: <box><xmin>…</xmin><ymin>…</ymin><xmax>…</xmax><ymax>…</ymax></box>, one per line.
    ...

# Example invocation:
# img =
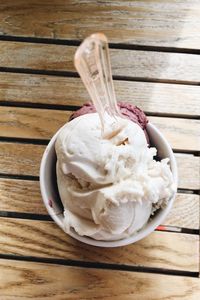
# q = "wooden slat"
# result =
<box><xmin>0</xmin><ymin>107</ymin><xmax>70</xmax><ymax>140</ymax></box>
<box><xmin>0</xmin><ymin>178</ymin><xmax>198</xmax><ymax>229</ymax></box>
<box><xmin>0</xmin><ymin>218</ymin><xmax>198</xmax><ymax>271</ymax></box>
<box><xmin>1</xmin><ymin>42</ymin><xmax>200</xmax><ymax>82</ymax></box>
<box><xmin>164</xmin><ymin>193</ymin><xmax>199</xmax><ymax>230</ymax></box>
<box><xmin>0</xmin><ymin>73</ymin><xmax>200</xmax><ymax>117</ymax></box>
<box><xmin>1</xmin><ymin>260</ymin><xmax>200</xmax><ymax>300</ymax></box>
<box><xmin>175</xmin><ymin>154</ymin><xmax>200</xmax><ymax>190</ymax></box>
<box><xmin>0</xmin><ymin>179</ymin><xmax>47</xmax><ymax>215</ymax></box>
<box><xmin>0</xmin><ymin>142</ymin><xmax>43</xmax><ymax>177</ymax></box>
<box><xmin>0</xmin><ymin>143</ymin><xmax>199</xmax><ymax>190</ymax></box>
<box><xmin>148</xmin><ymin>116</ymin><xmax>200</xmax><ymax>152</ymax></box>
<box><xmin>0</xmin><ymin>107</ymin><xmax>199</xmax><ymax>151</ymax></box>
<box><xmin>0</xmin><ymin>0</ymin><xmax>200</xmax><ymax>49</ymax></box>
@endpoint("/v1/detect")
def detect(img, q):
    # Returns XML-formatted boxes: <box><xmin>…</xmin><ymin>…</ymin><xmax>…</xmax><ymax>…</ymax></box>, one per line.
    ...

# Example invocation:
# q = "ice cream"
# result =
<box><xmin>70</xmin><ymin>102</ymin><xmax>149</xmax><ymax>143</ymax></box>
<box><xmin>55</xmin><ymin>107</ymin><xmax>176</xmax><ymax>241</ymax></box>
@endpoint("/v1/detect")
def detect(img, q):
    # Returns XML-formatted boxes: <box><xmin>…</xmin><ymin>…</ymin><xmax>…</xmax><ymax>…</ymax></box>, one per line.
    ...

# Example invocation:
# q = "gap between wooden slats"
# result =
<box><xmin>0</xmin><ymin>42</ymin><xmax>200</xmax><ymax>83</ymax></box>
<box><xmin>0</xmin><ymin>217</ymin><xmax>198</xmax><ymax>272</ymax></box>
<box><xmin>0</xmin><ymin>74</ymin><xmax>199</xmax><ymax>117</ymax></box>
<box><xmin>0</xmin><ymin>259</ymin><xmax>199</xmax><ymax>300</ymax></box>
<box><xmin>0</xmin><ymin>107</ymin><xmax>199</xmax><ymax>152</ymax></box>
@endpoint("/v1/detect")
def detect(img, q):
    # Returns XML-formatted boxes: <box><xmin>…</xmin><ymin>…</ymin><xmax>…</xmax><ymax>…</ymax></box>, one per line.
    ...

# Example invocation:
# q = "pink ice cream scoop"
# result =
<box><xmin>69</xmin><ymin>102</ymin><xmax>149</xmax><ymax>143</ymax></box>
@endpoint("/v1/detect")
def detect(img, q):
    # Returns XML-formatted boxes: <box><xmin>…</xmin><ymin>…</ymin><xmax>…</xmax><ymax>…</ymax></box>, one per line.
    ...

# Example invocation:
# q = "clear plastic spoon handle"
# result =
<box><xmin>74</xmin><ymin>33</ymin><xmax>121</xmax><ymax>131</ymax></box>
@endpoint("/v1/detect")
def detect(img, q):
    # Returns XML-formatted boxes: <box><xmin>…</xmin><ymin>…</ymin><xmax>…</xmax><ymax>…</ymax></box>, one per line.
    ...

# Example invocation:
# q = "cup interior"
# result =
<box><xmin>40</xmin><ymin>122</ymin><xmax>178</xmax><ymax>247</ymax></box>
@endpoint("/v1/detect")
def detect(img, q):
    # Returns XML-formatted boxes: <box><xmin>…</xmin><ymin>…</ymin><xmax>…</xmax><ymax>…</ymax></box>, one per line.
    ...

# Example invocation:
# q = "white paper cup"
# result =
<box><xmin>40</xmin><ymin>122</ymin><xmax>178</xmax><ymax>247</ymax></box>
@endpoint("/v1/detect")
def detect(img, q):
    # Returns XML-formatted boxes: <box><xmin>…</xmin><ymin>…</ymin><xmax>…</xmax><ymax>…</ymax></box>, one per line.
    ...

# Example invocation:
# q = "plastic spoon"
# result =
<box><xmin>74</xmin><ymin>33</ymin><xmax>122</xmax><ymax>134</ymax></box>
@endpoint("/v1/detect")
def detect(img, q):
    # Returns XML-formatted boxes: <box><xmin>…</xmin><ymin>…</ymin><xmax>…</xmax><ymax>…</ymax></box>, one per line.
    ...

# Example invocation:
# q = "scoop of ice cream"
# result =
<box><xmin>56</xmin><ymin>113</ymin><xmax>175</xmax><ymax>241</ymax></box>
<box><xmin>70</xmin><ymin>102</ymin><xmax>149</xmax><ymax>143</ymax></box>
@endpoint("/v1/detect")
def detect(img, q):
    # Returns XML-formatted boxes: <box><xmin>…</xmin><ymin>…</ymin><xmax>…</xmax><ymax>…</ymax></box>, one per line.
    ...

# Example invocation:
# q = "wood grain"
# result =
<box><xmin>0</xmin><ymin>1</ymin><xmax>199</xmax><ymax>297</ymax></box>
<box><xmin>148</xmin><ymin>116</ymin><xmax>200</xmax><ymax>152</ymax></box>
<box><xmin>0</xmin><ymin>142</ymin><xmax>199</xmax><ymax>190</ymax></box>
<box><xmin>0</xmin><ymin>142</ymin><xmax>43</xmax><ymax>177</ymax></box>
<box><xmin>0</xmin><ymin>73</ymin><xmax>200</xmax><ymax>117</ymax></box>
<box><xmin>0</xmin><ymin>0</ymin><xmax>200</xmax><ymax>49</ymax></box>
<box><xmin>0</xmin><ymin>217</ymin><xmax>198</xmax><ymax>271</ymax></box>
<box><xmin>175</xmin><ymin>154</ymin><xmax>200</xmax><ymax>190</ymax></box>
<box><xmin>0</xmin><ymin>107</ymin><xmax>199</xmax><ymax>151</ymax></box>
<box><xmin>164</xmin><ymin>193</ymin><xmax>199</xmax><ymax>230</ymax></box>
<box><xmin>0</xmin><ymin>177</ymin><xmax>198</xmax><ymax>229</ymax></box>
<box><xmin>1</xmin><ymin>260</ymin><xmax>200</xmax><ymax>300</ymax></box>
<box><xmin>1</xmin><ymin>42</ymin><xmax>200</xmax><ymax>82</ymax></box>
<box><xmin>0</xmin><ymin>178</ymin><xmax>47</xmax><ymax>215</ymax></box>
<box><xmin>0</xmin><ymin>107</ymin><xmax>70</xmax><ymax>140</ymax></box>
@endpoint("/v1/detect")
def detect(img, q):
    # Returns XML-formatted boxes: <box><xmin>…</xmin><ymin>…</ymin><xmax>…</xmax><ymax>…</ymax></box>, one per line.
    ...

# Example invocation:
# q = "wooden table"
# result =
<box><xmin>0</xmin><ymin>1</ymin><xmax>199</xmax><ymax>299</ymax></box>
